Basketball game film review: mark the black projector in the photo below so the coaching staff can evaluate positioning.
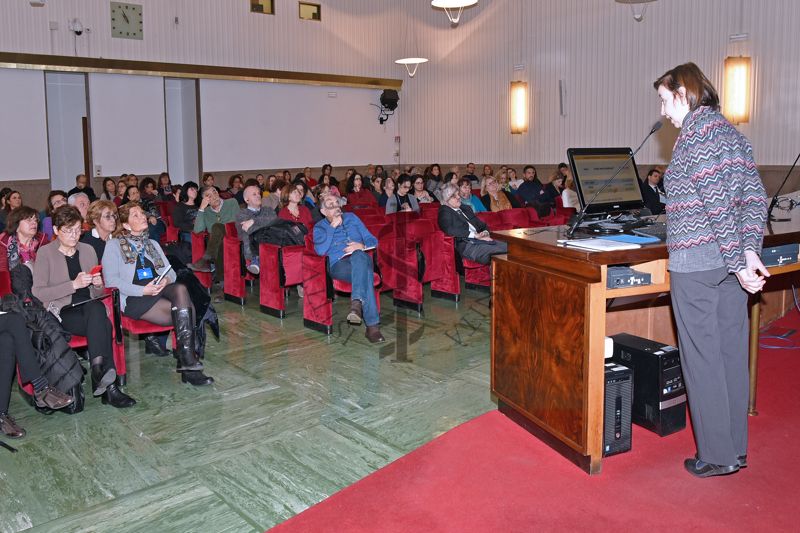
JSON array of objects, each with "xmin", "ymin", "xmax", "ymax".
[{"xmin": 610, "ymin": 333, "xmax": 686, "ymax": 437}]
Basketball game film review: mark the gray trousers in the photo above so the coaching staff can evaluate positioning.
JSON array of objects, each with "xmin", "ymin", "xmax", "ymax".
[
  {"xmin": 457, "ymin": 238, "xmax": 508, "ymax": 265},
  {"xmin": 670, "ymin": 267, "xmax": 749, "ymax": 466}
]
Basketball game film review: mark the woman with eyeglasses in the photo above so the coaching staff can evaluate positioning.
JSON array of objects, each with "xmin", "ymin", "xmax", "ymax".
[
  {"xmin": 385, "ymin": 175, "xmax": 420, "ymax": 215},
  {"xmin": 32, "ymin": 205, "xmax": 136, "ymax": 408},
  {"xmin": 80, "ymin": 200, "xmax": 118, "ymax": 262}
]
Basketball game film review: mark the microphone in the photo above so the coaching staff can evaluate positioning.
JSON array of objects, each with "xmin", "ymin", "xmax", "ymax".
[
  {"xmin": 565, "ymin": 120, "xmax": 663, "ymax": 238},
  {"xmin": 767, "ymin": 150, "xmax": 800, "ymax": 223}
]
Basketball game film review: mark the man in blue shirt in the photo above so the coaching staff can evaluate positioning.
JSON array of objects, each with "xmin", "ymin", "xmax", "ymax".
[{"xmin": 314, "ymin": 195, "xmax": 385, "ymax": 343}]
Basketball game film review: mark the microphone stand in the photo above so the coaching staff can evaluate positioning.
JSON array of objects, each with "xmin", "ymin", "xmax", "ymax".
[
  {"xmin": 767, "ymin": 150, "xmax": 800, "ymax": 223},
  {"xmin": 566, "ymin": 123, "xmax": 661, "ymax": 238}
]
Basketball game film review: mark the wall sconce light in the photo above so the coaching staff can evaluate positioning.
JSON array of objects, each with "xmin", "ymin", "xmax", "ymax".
[
  {"xmin": 510, "ymin": 81, "xmax": 528, "ymax": 134},
  {"xmin": 722, "ymin": 56, "xmax": 751, "ymax": 124}
]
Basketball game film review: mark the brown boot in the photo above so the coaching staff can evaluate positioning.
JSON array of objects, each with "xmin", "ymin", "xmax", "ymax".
[
  {"xmin": 347, "ymin": 299, "xmax": 363, "ymax": 325},
  {"xmin": 365, "ymin": 325, "xmax": 385, "ymax": 343},
  {"xmin": 34, "ymin": 386, "xmax": 74, "ymax": 410},
  {"xmin": 0, "ymin": 412, "xmax": 25, "ymax": 439}
]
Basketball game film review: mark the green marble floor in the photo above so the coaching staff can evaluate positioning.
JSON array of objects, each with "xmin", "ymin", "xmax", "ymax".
[{"xmin": 0, "ymin": 286, "xmax": 496, "ymax": 533}]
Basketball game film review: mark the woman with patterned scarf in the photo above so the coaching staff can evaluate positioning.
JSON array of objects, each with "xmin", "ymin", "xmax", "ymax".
[
  {"xmin": 0, "ymin": 206, "xmax": 47, "ymax": 272},
  {"xmin": 103, "ymin": 202, "xmax": 214, "ymax": 387}
]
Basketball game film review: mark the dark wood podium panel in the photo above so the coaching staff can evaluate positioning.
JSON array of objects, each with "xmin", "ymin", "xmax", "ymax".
[
  {"xmin": 493, "ymin": 259, "xmax": 588, "ymax": 449},
  {"xmin": 490, "ymin": 219, "xmax": 800, "ymax": 475}
]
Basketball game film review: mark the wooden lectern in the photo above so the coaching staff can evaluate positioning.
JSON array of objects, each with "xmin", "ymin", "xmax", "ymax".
[{"xmin": 490, "ymin": 220, "xmax": 800, "ymax": 475}]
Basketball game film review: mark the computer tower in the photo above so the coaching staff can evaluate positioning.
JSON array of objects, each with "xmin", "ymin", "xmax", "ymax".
[
  {"xmin": 610, "ymin": 333, "xmax": 686, "ymax": 437},
  {"xmin": 603, "ymin": 362, "xmax": 633, "ymax": 457}
]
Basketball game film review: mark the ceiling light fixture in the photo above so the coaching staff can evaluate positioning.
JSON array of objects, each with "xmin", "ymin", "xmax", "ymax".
[
  {"xmin": 431, "ymin": 0, "xmax": 478, "ymax": 25},
  {"xmin": 615, "ymin": 0, "xmax": 656, "ymax": 22},
  {"xmin": 394, "ymin": 57, "xmax": 429, "ymax": 78}
]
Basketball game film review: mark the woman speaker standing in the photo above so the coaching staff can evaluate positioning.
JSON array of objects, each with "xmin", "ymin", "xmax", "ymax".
[{"xmin": 654, "ymin": 63, "xmax": 768, "ymax": 478}]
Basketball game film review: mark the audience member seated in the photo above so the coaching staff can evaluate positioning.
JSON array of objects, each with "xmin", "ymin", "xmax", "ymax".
[
  {"xmin": 386, "ymin": 175, "xmax": 420, "ymax": 214},
  {"xmin": 516, "ymin": 165, "xmax": 549, "ymax": 207},
  {"xmin": 99, "ymin": 177, "xmax": 117, "ymax": 201},
  {"xmin": 67, "ymin": 192, "xmax": 91, "ymax": 231},
  {"xmin": 0, "ymin": 206, "xmax": 47, "ymax": 273},
  {"xmin": 80, "ymin": 200, "xmax": 118, "ymax": 261},
  {"xmin": 375, "ymin": 165, "xmax": 387, "ymax": 180},
  {"xmin": 481, "ymin": 176, "xmax": 520, "ymax": 212},
  {"xmin": 32, "ymin": 205, "xmax": 135, "ymax": 408},
  {"xmin": 103, "ymin": 203, "xmax": 214, "ymax": 386},
  {"xmin": 562, "ymin": 176, "xmax": 580, "ymax": 209},
  {"xmin": 370, "ymin": 175, "xmax": 384, "ymax": 203},
  {"xmin": 114, "ymin": 179, "xmax": 127, "ymax": 207},
  {"xmin": 318, "ymin": 164, "xmax": 339, "ymax": 189},
  {"xmin": 640, "ymin": 167, "xmax": 666, "ymax": 215},
  {"xmin": 172, "ymin": 181, "xmax": 199, "ymax": 242},
  {"xmin": 480, "ymin": 165, "xmax": 494, "ymax": 190},
  {"xmin": 236, "ymin": 184, "xmax": 278, "ymax": 275},
  {"xmin": 0, "ymin": 311, "xmax": 75, "ymax": 439},
  {"xmin": 157, "ymin": 172, "xmax": 174, "ymax": 201},
  {"xmin": 41, "ymin": 190, "xmax": 68, "ymax": 241},
  {"xmin": 346, "ymin": 173, "xmax": 377, "ymax": 207},
  {"xmin": 279, "ymin": 183, "xmax": 314, "ymax": 231},
  {"xmin": 125, "ymin": 174, "xmax": 139, "ymax": 187},
  {"xmin": 412, "ymin": 175, "xmax": 435, "ymax": 204},
  {"xmin": 254, "ymin": 173, "xmax": 266, "ymax": 192},
  {"xmin": 132, "ymin": 179, "xmax": 167, "ymax": 243},
  {"xmin": 0, "ymin": 190, "xmax": 23, "ymax": 231},
  {"xmin": 224, "ymin": 174, "xmax": 245, "ymax": 204},
  {"xmin": 301, "ymin": 167, "xmax": 317, "ymax": 187},
  {"xmin": 263, "ymin": 178, "xmax": 285, "ymax": 211},
  {"xmin": 507, "ymin": 167, "xmax": 523, "ymax": 192},
  {"xmin": 424, "ymin": 164, "xmax": 443, "ymax": 195},
  {"xmin": 457, "ymin": 178, "xmax": 486, "ymax": 213},
  {"xmin": 438, "ymin": 184, "xmax": 508, "ymax": 265},
  {"xmin": 313, "ymin": 195, "xmax": 384, "ymax": 343},
  {"xmin": 542, "ymin": 172, "xmax": 565, "ymax": 205},
  {"xmin": 202, "ymin": 173, "xmax": 221, "ymax": 193},
  {"xmin": 378, "ymin": 177, "xmax": 397, "ymax": 208},
  {"xmin": 188, "ymin": 186, "xmax": 239, "ymax": 274},
  {"xmin": 67, "ymin": 173, "xmax": 97, "ymax": 202},
  {"xmin": 463, "ymin": 162, "xmax": 479, "ymax": 185},
  {"xmin": 435, "ymin": 171, "xmax": 461, "ymax": 203}
]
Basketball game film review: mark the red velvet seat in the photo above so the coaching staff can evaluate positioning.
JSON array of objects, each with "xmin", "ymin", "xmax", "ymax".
[
  {"xmin": 222, "ymin": 222, "xmax": 248, "ymax": 305},
  {"xmin": 258, "ymin": 242, "xmax": 305, "ymax": 318},
  {"xmin": 499, "ymin": 208, "xmax": 532, "ymax": 229},
  {"xmin": 191, "ymin": 231, "xmax": 213, "ymax": 290},
  {"xmin": 302, "ymin": 249, "xmax": 381, "ymax": 335}
]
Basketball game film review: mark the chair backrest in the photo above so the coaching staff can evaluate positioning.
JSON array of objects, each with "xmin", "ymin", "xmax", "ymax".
[
  {"xmin": 499, "ymin": 208, "xmax": 530, "ymax": 229},
  {"xmin": 402, "ymin": 219, "xmax": 435, "ymax": 243},
  {"xmin": 0, "ymin": 269, "xmax": 10, "ymax": 297},
  {"xmin": 476, "ymin": 211, "xmax": 503, "ymax": 230},
  {"xmin": 224, "ymin": 222, "xmax": 238, "ymax": 238},
  {"xmin": 555, "ymin": 195, "xmax": 564, "ymax": 209}
]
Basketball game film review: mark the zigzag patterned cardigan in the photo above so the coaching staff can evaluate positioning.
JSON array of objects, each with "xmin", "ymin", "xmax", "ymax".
[{"xmin": 663, "ymin": 106, "xmax": 767, "ymax": 273}]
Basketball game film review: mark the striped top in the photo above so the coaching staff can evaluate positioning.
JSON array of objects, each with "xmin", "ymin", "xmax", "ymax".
[{"xmin": 663, "ymin": 106, "xmax": 767, "ymax": 273}]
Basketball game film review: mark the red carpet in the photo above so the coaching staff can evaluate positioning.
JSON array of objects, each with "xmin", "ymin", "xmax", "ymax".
[{"xmin": 271, "ymin": 310, "xmax": 800, "ymax": 533}]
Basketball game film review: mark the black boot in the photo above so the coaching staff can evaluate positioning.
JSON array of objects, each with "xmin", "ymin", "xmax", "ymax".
[
  {"xmin": 172, "ymin": 307, "xmax": 204, "ymax": 372},
  {"xmin": 181, "ymin": 370, "xmax": 215, "ymax": 386},
  {"xmin": 91, "ymin": 364, "xmax": 117, "ymax": 397},
  {"xmin": 144, "ymin": 334, "xmax": 170, "ymax": 357},
  {"xmin": 101, "ymin": 384, "xmax": 137, "ymax": 408}
]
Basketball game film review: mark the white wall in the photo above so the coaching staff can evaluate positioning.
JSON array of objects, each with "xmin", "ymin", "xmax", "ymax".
[
  {"xmin": 45, "ymin": 72, "xmax": 87, "ymax": 191},
  {"xmin": 0, "ymin": 69, "xmax": 49, "ymax": 182},
  {"xmin": 398, "ymin": 0, "xmax": 800, "ymax": 166},
  {"xmin": 88, "ymin": 73, "xmax": 167, "ymax": 176},
  {"xmin": 165, "ymin": 78, "xmax": 199, "ymax": 183},
  {"xmin": 199, "ymin": 79, "xmax": 398, "ymax": 171}
]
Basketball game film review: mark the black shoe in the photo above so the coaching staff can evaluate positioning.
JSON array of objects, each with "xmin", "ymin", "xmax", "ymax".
[
  {"xmin": 144, "ymin": 335, "xmax": 170, "ymax": 357},
  {"xmin": 683, "ymin": 457, "xmax": 739, "ymax": 478},
  {"xmin": 181, "ymin": 370, "xmax": 215, "ymax": 386},
  {"xmin": 101, "ymin": 384, "xmax": 137, "ymax": 408},
  {"xmin": 91, "ymin": 365, "xmax": 117, "ymax": 397},
  {"xmin": 347, "ymin": 299, "xmax": 363, "ymax": 325}
]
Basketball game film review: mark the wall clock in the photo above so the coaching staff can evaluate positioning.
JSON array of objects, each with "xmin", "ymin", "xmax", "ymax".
[{"xmin": 111, "ymin": 2, "xmax": 143, "ymax": 40}]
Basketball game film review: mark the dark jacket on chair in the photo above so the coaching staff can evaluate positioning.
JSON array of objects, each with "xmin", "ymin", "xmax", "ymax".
[{"xmin": 640, "ymin": 182, "xmax": 666, "ymax": 215}]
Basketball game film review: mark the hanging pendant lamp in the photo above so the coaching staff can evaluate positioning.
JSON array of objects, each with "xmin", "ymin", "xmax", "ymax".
[{"xmin": 431, "ymin": 0, "xmax": 478, "ymax": 25}]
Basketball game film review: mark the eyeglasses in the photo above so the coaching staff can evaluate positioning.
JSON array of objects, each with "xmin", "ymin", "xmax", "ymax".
[{"xmin": 59, "ymin": 227, "xmax": 82, "ymax": 236}]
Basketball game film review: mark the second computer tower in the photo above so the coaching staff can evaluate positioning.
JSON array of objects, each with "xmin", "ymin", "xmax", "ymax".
[{"xmin": 610, "ymin": 333, "xmax": 686, "ymax": 437}]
